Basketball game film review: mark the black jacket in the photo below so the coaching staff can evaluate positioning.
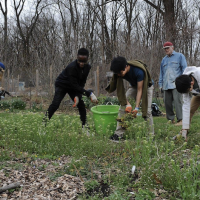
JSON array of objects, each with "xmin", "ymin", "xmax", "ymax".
[{"xmin": 55, "ymin": 60, "xmax": 91, "ymax": 96}]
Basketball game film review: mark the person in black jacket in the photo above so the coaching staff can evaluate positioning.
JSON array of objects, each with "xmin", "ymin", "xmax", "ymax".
[
  {"xmin": 45, "ymin": 48, "xmax": 97, "ymax": 127},
  {"xmin": 0, "ymin": 89, "xmax": 12, "ymax": 100}
]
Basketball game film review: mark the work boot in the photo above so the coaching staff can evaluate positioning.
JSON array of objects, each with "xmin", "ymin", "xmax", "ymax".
[{"xmin": 175, "ymin": 120, "xmax": 182, "ymax": 126}]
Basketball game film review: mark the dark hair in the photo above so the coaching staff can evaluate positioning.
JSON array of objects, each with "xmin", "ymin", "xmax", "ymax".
[
  {"xmin": 78, "ymin": 48, "xmax": 89, "ymax": 56},
  {"xmin": 110, "ymin": 56, "xmax": 127, "ymax": 74},
  {"xmin": 175, "ymin": 75, "xmax": 192, "ymax": 93}
]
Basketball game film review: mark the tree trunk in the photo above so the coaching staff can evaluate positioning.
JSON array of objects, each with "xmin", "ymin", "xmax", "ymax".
[
  {"xmin": 0, "ymin": 0, "xmax": 8, "ymax": 62},
  {"xmin": 143, "ymin": 0, "xmax": 176, "ymax": 43}
]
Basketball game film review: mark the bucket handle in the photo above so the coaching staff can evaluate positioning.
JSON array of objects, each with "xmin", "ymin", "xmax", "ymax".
[{"xmin": 106, "ymin": 102, "xmax": 113, "ymax": 105}]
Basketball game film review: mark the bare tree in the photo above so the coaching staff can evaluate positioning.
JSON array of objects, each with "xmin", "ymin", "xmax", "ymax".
[
  {"xmin": 0, "ymin": 0, "xmax": 8, "ymax": 61},
  {"xmin": 142, "ymin": 0, "xmax": 177, "ymax": 43}
]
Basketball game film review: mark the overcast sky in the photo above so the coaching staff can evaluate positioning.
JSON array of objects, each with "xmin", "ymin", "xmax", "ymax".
[{"xmin": 1, "ymin": 0, "xmax": 200, "ymax": 27}]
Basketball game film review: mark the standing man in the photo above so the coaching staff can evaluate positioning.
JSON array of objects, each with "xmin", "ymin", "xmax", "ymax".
[
  {"xmin": 159, "ymin": 42, "xmax": 187, "ymax": 125},
  {"xmin": 45, "ymin": 48, "xmax": 98, "ymax": 129},
  {"xmin": 106, "ymin": 56, "xmax": 154, "ymax": 140},
  {"xmin": 173, "ymin": 66, "xmax": 200, "ymax": 140}
]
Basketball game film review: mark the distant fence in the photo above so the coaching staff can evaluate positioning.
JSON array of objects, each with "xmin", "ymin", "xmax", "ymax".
[{"xmin": 0, "ymin": 67, "xmax": 161, "ymax": 99}]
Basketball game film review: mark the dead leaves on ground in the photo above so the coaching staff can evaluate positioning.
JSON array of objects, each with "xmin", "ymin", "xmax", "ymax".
[{"xmin": 0, "ymin": 156, "xmax": 84, "ymax": 200}]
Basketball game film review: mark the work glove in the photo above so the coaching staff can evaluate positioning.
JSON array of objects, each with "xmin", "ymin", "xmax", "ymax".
[
  {"xmin": 172, "ymin": 129, "xmax": 188, "ymax": 141},
  {"xmin": 132, "ymin": 107, "xmax": 139, "ymax": 117},
  {"xmin": 90, "ymin": 92, "xmax": 98, "ymax": 103},
  {"xmin": 159, "ymin": 87, "xmax": 163, "ymax": 93},
  {"xmin": 72, "ymin": 96, "xmax": 79, "ymax": 108},
  {"xmin": 125, "ymin": 105, "xmax": 132, "ymax": 113}
]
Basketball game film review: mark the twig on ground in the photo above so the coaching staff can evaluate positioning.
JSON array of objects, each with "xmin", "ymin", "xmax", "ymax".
[{"xmin": 0, "ymin": 182, "xmax": 21, "ymax": 193}]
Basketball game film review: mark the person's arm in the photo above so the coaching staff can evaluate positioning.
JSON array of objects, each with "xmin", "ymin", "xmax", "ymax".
[
  {"xmin": 5, "ymin": 90, "xmax": 12, "ymax": 96},
  {"xmin": 131, "ymin": 81, "xmax": 143, "ymax": 117},
  {"xmin": 158, "ymin": 61, "xmax": 163, "ymax": 88},
  {"xmin": 180, "ymin": 54, "xmax": 187, "ymax": 74},
  {"xmin": 135, "ymin": 80, "xmax": 143, "ymax": 108},
  {"xmin": 69, "ymin": 67, "xmax": 91, "ymax": 97}
]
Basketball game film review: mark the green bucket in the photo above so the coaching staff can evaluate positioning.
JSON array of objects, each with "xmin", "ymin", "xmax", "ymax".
[{"xmin": 91, "ymin": 105, "xmax": 119, "ymax": 135}]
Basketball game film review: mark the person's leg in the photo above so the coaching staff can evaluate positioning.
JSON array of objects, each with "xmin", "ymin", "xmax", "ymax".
[
  {"xmin": 114, "ymin": 105, "xmax": 126, "ymax": 138},
  {"xmin": 147, "ymin": 85, "xmax": 154, "ymax": 134},
  {"xmin": 113, "ymin": 87, "xmax": 137, "ymax": 138},
  {"xmin": 68, "ymin": 93, "xmax": 86, "ymax": 126},
  {"xmin": 126, "ymin": 86, "xmax": 137, "ymax": 100},
  {"xmin": 190, "ymin": 96, "xmax": 200, "ymax": 122},
  {"xmin": 46, "ymin": 86, "xmax": 67, "ymax": 119},
  {"xmin": 164, "ymin": 89, "xmax": 175, "ymax": 121},
  {"xmin": 172, "ymin": 89, "xmax": 183, "ymax": 122}
]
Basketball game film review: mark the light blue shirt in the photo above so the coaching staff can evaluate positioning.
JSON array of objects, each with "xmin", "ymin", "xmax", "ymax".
[{"xmin": 159, "ymin": 50, "xmax": 187, "ymax": 90}]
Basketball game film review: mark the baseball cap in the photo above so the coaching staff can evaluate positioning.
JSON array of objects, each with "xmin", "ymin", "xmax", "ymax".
[{"xmin": 163, "ymin": 42, "xmax": 173, "ymax": 49}]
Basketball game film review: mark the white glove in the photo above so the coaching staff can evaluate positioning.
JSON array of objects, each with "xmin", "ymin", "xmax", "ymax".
[{"xmin": 90, "ymin": 93, "xmax": 98, "ymax": 103}]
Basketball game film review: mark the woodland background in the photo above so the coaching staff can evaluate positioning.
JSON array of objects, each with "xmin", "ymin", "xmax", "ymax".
[{"xmin": 0, "ymin": 0, "xmax": 200, "ymax": 95}]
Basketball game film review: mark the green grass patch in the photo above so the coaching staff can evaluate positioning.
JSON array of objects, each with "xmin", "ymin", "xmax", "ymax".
[{"xmin": 0, "ymin": 110, "xmax": 200, "ymax": 199}]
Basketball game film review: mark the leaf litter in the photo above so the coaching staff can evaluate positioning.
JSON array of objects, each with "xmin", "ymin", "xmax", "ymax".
[{"xmin": 0, "ymin": 155, "xmax": 84, "ymax": 200}]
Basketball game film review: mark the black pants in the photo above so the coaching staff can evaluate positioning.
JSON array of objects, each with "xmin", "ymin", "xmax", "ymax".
[{"xmin": 46, "ymin": 86, "xmax": 86, "ymax": 126}]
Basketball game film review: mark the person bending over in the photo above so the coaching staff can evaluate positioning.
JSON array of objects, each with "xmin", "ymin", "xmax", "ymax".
[
  {"xmin": 106, "ymin": 56, "xmax": 154, "ymax": 140},
  {"xmin": 174, "ymin": 66, "xmax": 200, "ymax": 140},
  {"xmin": 45, "ymin": 48, "xmax": 97, "ymax": 129}
]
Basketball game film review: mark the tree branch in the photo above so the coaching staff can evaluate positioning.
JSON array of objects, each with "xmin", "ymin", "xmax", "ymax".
[
  {"xmin": 0, "ymin": 182, "xmax": 21, "ymax": 193},
  {"xmin": 143, "ymin": 0, "xmax": 164, "ymax": 15}
]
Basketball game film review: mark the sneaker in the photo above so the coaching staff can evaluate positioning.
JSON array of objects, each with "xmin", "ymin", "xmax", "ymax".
[
  {"xmin": 175, "ymin": 120, "xmax": 182, "ymax": 126},
  {"xmin": 172, "ymin": 130, "xmax": 188, "ymax": 141},
  {"xmin": 172, "ymin": 133, "xmax": 182, "ymax": 140},
  {"xmin": 82, "ymin": 125, "xmax": 90, "ymax": 136},
  {"xmin": 181, "ymin": 129, "xmax": 188, "ymax": 140},
  {"xmin": 167, "ymin": 120, "xmax": 175, "ymax": 124},
  {"xmin": 171, "ymin": 120, "xmax": 176, "ymax": 124},
  {"xmin": 42, "ymin": 116, "xmax": 48, "ymax": 127},
  {"xmin": 110, "ymin": 134, "xmax": 120, "ymax": 141}
]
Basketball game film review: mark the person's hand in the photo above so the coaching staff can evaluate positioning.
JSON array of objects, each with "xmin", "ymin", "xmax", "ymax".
[
  {"xmin": 73, "ymin": 96, "xmax": 79, "ymax": 107},
  {"xmin": 125, "ymin": 105, "xmax": 132, "ymax": 113},
  {"xmin": 159, "ymin": 87, "xmax": 163, "ymax": 93},
  {"xmin": 132, "ymin": 107, "xmax": 139, "ymax": 117},
  {"xmin": 90, "ymin": 93, "xmax": 98, "ymax": 103}
]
